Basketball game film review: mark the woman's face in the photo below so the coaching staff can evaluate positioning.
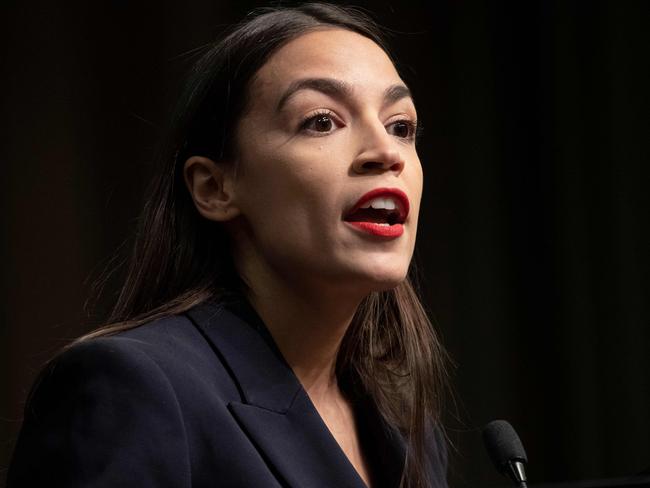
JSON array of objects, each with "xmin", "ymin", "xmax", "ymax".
[{"xmin": 230, "ymin": 28, "xmax": 423, "ymax": 297}]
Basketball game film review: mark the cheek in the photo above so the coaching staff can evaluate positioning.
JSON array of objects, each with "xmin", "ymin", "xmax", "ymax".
[{"xmin": 236, "ymin": 143, "xmax": 343, "ymax": 234}]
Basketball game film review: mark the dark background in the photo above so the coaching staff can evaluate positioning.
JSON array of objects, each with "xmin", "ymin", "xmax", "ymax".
[{"xmin": 1, "ymin": 1, "xmax": 648, "ymax": 487}]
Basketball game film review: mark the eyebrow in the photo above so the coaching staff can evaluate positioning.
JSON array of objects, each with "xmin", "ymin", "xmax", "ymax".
[{"xmin": 275, "ymin": 77, "xmax": 414, "ymax": 112}]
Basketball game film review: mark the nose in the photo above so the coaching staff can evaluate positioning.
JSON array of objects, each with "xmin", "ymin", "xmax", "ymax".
[{"xmin": 351, "ymin": 121, "xmax": 405, "ymax": 175}]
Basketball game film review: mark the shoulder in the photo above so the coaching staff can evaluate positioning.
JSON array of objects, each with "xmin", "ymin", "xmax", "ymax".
[
  {"xmin": 21, "ymin": 307, "xmax": 245, "ymax": 431},
  {"xmin": 23, "ymin": 325, "xmax": 187, "ymax": 430},
  {"xmin": 8, "ymin": 309, "xmax": 243, "ymax": 486},
  {"xmin": 45, "ymin": 309, "xmax": 240, "ymax": 402},
  {"xmin": 35, "ymin": 314, "xmax": 202, "ymax": 395},
  {"xmin": 8, "ymin": 318, "xmax": 198, "ymax": 486}
]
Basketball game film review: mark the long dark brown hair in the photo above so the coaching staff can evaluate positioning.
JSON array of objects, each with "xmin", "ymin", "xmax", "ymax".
[{"xmin": 75, "ymin": 4, "xmax": 450, "ymax": 487}]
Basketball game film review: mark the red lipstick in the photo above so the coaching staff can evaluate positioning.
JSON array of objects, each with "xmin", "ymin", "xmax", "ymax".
[
  {"xmin": 345, "ymin": 221, "xmax": 404, "ymax": 237},
  {"xmin": 344, "ymin": 187, "xmax": 410, "ymax": 238}
]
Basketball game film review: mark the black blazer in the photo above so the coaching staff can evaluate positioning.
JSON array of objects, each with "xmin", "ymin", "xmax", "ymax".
[{"xmin": 8, "ymin": 298, "xmax": 448, "ymax": 487}]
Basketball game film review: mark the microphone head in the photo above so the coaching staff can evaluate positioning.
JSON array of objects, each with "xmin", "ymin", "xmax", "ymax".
[{"xmin": 482, "ymin": 419, "xmax": 528, "ymax": 474}]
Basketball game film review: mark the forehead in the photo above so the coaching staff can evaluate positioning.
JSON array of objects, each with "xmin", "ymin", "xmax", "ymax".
[{"xmin": 250, "ymin": 28, "xmax": 404, "ymax": 106}]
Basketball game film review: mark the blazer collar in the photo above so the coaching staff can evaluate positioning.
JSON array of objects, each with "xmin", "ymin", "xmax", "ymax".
[
  {"xmin": 185, "ymin": 297, "xmax": 406, "ymax": 488},
  {"xmin": 185, "ymin": 298, "xmax": 367, "ymax": 487},
  {"xmin": 185, "ymin": 296, "xmax": 300, "ymax": 413}
]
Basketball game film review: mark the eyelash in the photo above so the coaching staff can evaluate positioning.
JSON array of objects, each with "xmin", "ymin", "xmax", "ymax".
[
  {"xmin": 390, "ymin": 119, "xmax": 420, "ymax": 141},
  {"xmin": 299, "ymin": 110, "xmax": 341, "ymax": 135},
  {"xmin": 299, "ymin": 110, "xmax": 420, "ymax": 142}
]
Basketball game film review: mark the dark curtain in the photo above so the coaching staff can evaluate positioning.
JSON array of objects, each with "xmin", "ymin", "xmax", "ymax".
[{"xmin": 1, "ymin": 2, "xmax": 648, "ymax": 486}]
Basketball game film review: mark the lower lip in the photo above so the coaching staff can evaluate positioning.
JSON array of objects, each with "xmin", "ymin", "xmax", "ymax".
[{"xmin": 345, "ymin": 221, "xmax": 404, "ymax": 237}]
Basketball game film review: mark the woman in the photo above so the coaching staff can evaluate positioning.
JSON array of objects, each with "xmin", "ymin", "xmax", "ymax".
[{"xmin": 8, "ymin": 3, "xmax": 449, "ymax": 488}]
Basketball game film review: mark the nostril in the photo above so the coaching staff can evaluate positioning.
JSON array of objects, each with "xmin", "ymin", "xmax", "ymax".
[
  {"xmin": 362, "ymin": 161, "xmax": 385, "ymax": 170},
  {"xmin": 352, "ymin": 149, "xmax": 405, "ymax": 174}
]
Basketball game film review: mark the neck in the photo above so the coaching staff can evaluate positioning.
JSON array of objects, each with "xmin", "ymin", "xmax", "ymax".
[
  {"xmin": 230, "ymin": 225, "xmax": 370, "ymax": 402},
  {"xmin": 247, "ymin": 278, "xmax": 363, "ymax": 401},
  {"xmin": 235, "ymin": 262, "xmax": 364, "ymax": 400}
]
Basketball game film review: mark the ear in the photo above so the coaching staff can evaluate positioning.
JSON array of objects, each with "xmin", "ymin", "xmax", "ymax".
[{"xmin": 183, "ymin": 156, "xmax": 241, "ymax": 222}]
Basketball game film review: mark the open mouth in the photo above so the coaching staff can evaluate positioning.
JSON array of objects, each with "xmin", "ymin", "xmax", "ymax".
[
  {"xmin": 343, "ymin": 189, "xmax": 409, "ymax": 237},
  {"xmin": 344, "ymin": 207, "xmax": 402, "ymax": 226}
]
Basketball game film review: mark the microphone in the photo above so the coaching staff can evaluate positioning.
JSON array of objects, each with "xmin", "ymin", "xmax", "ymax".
[{"xmin": 483, "ymin": 420, "xmax": 529, "ymax": 488}]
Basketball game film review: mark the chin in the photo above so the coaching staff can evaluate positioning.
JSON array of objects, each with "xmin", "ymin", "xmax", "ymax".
[
  {"xmin": 313, "ymin": 253, "xmax": 411, "ymax": 296},
  {"xmin": 356, "ymin": 263, "xmax": 409, "ymax": 292}
]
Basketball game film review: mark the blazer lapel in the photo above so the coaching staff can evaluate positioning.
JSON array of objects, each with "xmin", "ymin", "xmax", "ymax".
[
  {"xmin": 186, "ymin": 299, "xmax": 369, "ymax": 488},
  {"xmin": 229, "ymin": 394, "xmax": 368, "ymax": 488}
]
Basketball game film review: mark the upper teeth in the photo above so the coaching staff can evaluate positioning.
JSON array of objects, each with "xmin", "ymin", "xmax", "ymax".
[{"xmin": 360, "ymin": 197, "xmax": 398, "ymax": 211}]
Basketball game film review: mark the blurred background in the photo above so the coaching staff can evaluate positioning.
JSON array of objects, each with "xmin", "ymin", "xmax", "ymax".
[{"xmin": 1, "ymin": 1, "xmax": 648, "ymax": 486}]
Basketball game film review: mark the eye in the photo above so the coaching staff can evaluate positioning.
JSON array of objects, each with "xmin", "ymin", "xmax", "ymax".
[
  {"xmin": 387, "ymin": 119, "xmax": 418, "ymax": 140},
  {"xmin": 300, "ymin": 110, "xmax": 342, "ymax": 135}
]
